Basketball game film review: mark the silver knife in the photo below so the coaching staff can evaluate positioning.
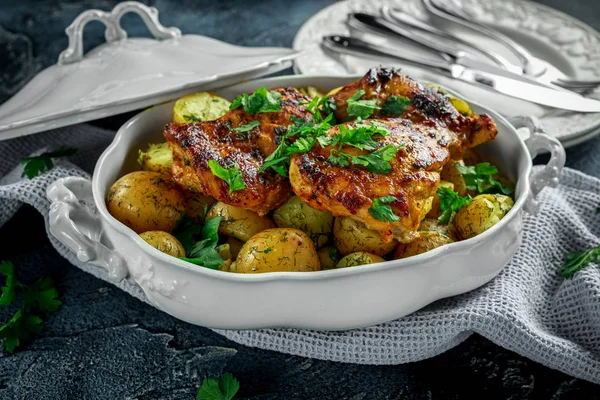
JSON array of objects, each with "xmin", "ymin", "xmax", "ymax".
[{"xmin": 321, "ymin": 35, "xmax": 600, "ymax": 113}]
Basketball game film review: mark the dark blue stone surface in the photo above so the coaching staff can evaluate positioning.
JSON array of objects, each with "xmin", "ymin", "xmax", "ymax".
[{"xmin": 0, "ymin": 0, "xmax": 599, "ymax": 398}]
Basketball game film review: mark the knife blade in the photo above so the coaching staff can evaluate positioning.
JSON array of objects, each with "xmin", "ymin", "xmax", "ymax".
[{"xmin": 322, "ymin": 35, "xmax": 600, "ymax": 113}]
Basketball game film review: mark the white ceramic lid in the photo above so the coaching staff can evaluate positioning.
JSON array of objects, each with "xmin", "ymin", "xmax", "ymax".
[{"xmin": 0, "ymin": 1, "xmax": 299, "ymax": 141}]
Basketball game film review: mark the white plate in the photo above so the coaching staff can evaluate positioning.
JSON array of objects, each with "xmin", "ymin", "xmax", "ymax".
[{"xmin": 292, "ymin": 0, "xmax": 600, "ymax": 147}]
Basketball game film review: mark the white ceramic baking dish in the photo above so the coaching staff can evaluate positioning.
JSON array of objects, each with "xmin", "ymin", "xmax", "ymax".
[{"xmin": 46, "ymin": 75, "xmax": 566, "ymax": 330}]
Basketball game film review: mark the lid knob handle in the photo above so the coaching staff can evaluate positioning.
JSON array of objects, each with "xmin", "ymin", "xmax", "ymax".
[{"xmin": 58, "ymin": 1, "xmax": 182, "ymax": 65}]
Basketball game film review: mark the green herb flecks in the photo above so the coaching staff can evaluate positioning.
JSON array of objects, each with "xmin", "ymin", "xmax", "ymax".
[
  {"xmin": 437, "ymin": 186, "xmax": 472, "ymax": 225},
  {"xmin": 183, "ymin": 115, "xmax": 202, "ymax": 123},
  {"xmin": 208, "ymin": 160, "xmax": 246, "ymax": 194},
  {"xmin": 197, "ymin": 372, "xmax": 240, "ymax": 400},
  {"xmin": 346, "ymin": 89, "xmax": 380, "ymax": 119},
  {"xmin": 229, "ymin": 87, "xmax": 282, "ymax": 114},
  {"xmin": 561, "ymin": 245, "xmax": 600, "ymax": 279},
  {"xmin": 21, "ymin": 147, "xmax": 77, "ymax": 179},
  {"xmin": 0, "ymin": 260, "xmax": 62, "ymax": 353},
  {"xmin": 455, "ymin": 162, "xmax": 513, "ymax": 195},
  {"xmin": 380, "ymin": 95, "xmax": 411, "ymax": 116},
  {"xmin": 233, "ymin": 120, "xmax": 260, "ymax": 133},
  {"xmin": 369, "ymin": 196, "xmax": 401, "ymax": 223}
]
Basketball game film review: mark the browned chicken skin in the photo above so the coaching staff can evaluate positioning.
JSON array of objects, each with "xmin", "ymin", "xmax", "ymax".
[
  {"xmin": 163, "ymin": 87, "xmax": 313, "ymax": 215},
  {"xmin": 330, "ymin": 68, "xmax": 497, "ymax": 154}
]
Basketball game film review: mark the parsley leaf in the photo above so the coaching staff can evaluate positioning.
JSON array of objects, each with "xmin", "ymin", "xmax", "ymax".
[
  {"xmin": 437, "ymin": 186, "xmax": 472, "ymax": 224},
  {"xmin": 369, "ymin": 196, "xmax": 400, "ymax": 222},
  {"xmin": 208, "ymin": 160, "xmax": 246, "ymax": 194},
  {"xmin": 21, "ymin": 146, "xmax": 77, "ymax": 179},
  {"xmin": 233, "ymin": 120, "xmax": 260, "ymax": 133},
  {"xmin": 172, "ymin": 214, "xmax": 205, "ymax": 254},
  {"xmin": 561, "ymin": 245, "xmax": 600, "ymax": 279},
  {"xmin": 197, "ymin": 372, "xmax": 240, "ymax": 400},
  {"xmin": 230, "ymin": 87, "xmax": 282, "ymax": 114},
  {"xmin": 346, "ymin": 89, "xmax": 380, "ymax": 119},
  {"xmin": 455, "ymin": 162, "xmax": 514, "ymax": 195},
  {"xmin": 329, "ymin": 247, "xmax": 340, "ymax": 263},
  {"xmin": 381, "ymin": 95, "xmax": 411, "ymax": 116},
  {"xmin": 0, "ymin": 260, "xmax": 62, "ymax": 353},
  {"xmin": 330, "ymin": 144, "xmax": 400, "ymax": 174},
  {"xmin": 179, "ymin": 216, "xmax": 224, "ymax": 270},
  {"xmin": 319, "ymin": 123, "xmax": 388, "ymax": 150}
]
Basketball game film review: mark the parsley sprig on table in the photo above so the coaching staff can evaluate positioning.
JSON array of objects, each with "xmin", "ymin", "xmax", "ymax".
[
  {"xmin": 173, "ymin": 215, "xmax": 224, "ymax": 270},
  {"xmin": 230, "ymin": 87, "xmax": 282, "ymax": 114},
  {"xmin": 561, "ymin": 245, "xmax": 600, "ymax": 279},
  {"xmin": 0, "ymin": 260, "xmax": 62, "ymax": 353},
  {"xmin": 21, "ymin": 146, "xmax": 77, "ymax": 179},
  {"xmin": 208, "ymin": 160, "xmax": 246, "ymax": 194},
  {"xmin": 455, "ymin": 162, "xmax": 513, "ymax": 195},
  {"xmin": 437, "ymin": 186, "xmax": 472, "ymax": 225},
  {"xmin": 369, "ymin": 196, "xmax": 400, "ymax": 223},
  {"xmin": 197, "ymin": 372, "xmax": 239, "ymax": 400}
]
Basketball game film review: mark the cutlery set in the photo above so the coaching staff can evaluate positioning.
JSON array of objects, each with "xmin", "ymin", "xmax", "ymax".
[{"xmin": 321, "ymin": 0, "xmax": 600, "ymax": 112}]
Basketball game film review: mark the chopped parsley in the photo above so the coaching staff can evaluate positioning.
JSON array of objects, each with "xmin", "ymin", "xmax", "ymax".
[
  {"xmin": 381, "ymin": 95, "xmax": 411, "ymax": 116},
  {"xmin": 21, "ymin": 146, "xmax": 77, "ymax": 179},
  {"xmin": 0, "ymin": 260, "xmax": 62, "ymax": 353},
  {"xmin": 346, "ymin": 89, "xmax": 380, "ymax": 119},
  {"xmin": 562, "ymin": 245, "xmax": 600, "ymax": 279},
  {"xmin": 369, "ymin": 196, "xmax": 400, "ymax": 223},
  {"xmin": 329, "ymin": 144, "xmax": 400, "ymax": 174},
  {"xmin": 437, "ymin": 186, "xmax": 472, "ymax": 225},
  {"xmin": 178, "ymin": 216, "xmax": 224, "ymax": 270},
  {"xmin": 233, "ymin": 120, "xmax": 260, "ymax": 132},
  {"xmin": 455, "ymin": 162, "xmax": 514, "ymax": 195},
  {"xmin": 229, "ymin": 87, "xmax": 282, "ymax": 114},
  {"xmin": 329, "ymin": 247, "xmax": 340, "ymax": 263},
  {"xmin": 197, "ymin": 372, "xmax": 239, "ymax": 400},
  {"xmin": 318, "ymin": 122, "xmax": 388, "ymax": 150},
  {"xmin": 208, "ymin": 160, "xmax": 246, "ymax": 194}
]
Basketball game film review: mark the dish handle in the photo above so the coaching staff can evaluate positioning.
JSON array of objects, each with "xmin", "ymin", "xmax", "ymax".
[
  {"xmin": 511, "ymin": 116, "xmax": 566, "ymax": 214},
  {"xmin": 47, "ymin": 177, "xmax": 128, "ymax": 282}
]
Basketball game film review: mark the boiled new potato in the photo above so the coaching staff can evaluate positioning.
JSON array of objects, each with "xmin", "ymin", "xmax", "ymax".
[
  {"xmin": 235, "ymin": 228, "xmax": 320, "ymax": 273},
  {"xmin": 418, "ymin": 218, "xmax": 450, "ymax": 236},
  {"xmin": 226, "ymin": 236, "xmax": 245, "ymax": 260},
  {"xmin": 216, "ymin": 243, "xmax": 232, "ymax": 261},
  {"xmin": 317, "ymin": 245, "xmax": 338, "ymax": 270},
  {"xmin": 449, "ymin": 96, "xmax": 472, "ymax": 116},
  {"xmin": 137, "ymin": 142, "xmax": 172, "ymax": 175},
  {"xmin": 427, "ymin": 180, "xmax": 454, "ymax": 219},
  {"xmin": 336, "ymin": 252, "xmax": 385, "ymax": 269},
  {"xmin": 206, "ymin": 202, "xmax": 276, "ymax": 242},
  {"xmin": 184, "ymin": 192, "xmax": 216, "ymax": 223},
  {"xmin": 139, "ymin": 231, "xmax": 185, "ymax": 257},
  {"xmin": 441, "ymin": 160, "xmax": 468, "ymax": 196},
  {"xmin": 393, "ymin": 231, "xmax": 453, "ymax": 259},
  {"xmin": 273, "ymin": 196, "xmax": 333, "ymax": 248},
  {"xmin": 333, "ymin": 217, "xmax": 397, "ymax": 256},
  {"xmin": 106, "ymin": 171, "xmax": 185, "ymax": 234},
  {"xmin": 173, "ymin": 92, "xmax": 231, "ymax": 123},
  {"xmin": 453, "ymin": 194, "xmax": 514, "ymax": 240}
]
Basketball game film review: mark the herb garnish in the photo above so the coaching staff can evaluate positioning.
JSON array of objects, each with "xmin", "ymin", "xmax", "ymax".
[
  {"xmin": 208, "ymin": 160, "xmax": 246, "ymax": 193},
  {"xmin": 329, "ymin": 144, "xmax": 400, "ymax": 174},
  {"xmin": 183, "ymin": 115, "xmax": 202, "ymax": 123},
  {"xmin": 455, "ymin": 162, "xmax": 513, "ymax": 195},
  {"xmin": 346, "ymin": 89, "xmax": 380, "ymax": 119},
  {"xmin": 233, "ymin": 120, "xmax": 260, "ymax": 133},
  {"xmin": 21, "ymin": 147, "xmax": 77, "ymax": 179},
  {"xmin": 230, "ymin": 87, "xmax": 282, "ymax": 114},
  {"xmin": 318, "ymin": 122, "xmax": 388, "ymax": 150},
  {"xmin": 197, "ymin": 372, "xmax": 239, "ymax": 400},
  {"xmin": 437, "ymin": 186, "xmax": 472, "ymax": 225},
  {"xmin": 561, "ymin": 245, "xmax": 600, "ymax": 279},
  {"xmin": 329, "ymin": 247, "xmax": 340, "ymax": 263},
  {"xmin": 0, "ymin": 260, "xmax": 62, "ymax": 353},
  {"xmin": 369, "ymin": 196, "xmax": 400, "ymax": 223},
  {"xmin": 178, "ymin": 216, "xmax": 225, "ymax": 269},
  {"xmin": 381, "ymin": 95, "xmax": 411, "ymax": 116}
]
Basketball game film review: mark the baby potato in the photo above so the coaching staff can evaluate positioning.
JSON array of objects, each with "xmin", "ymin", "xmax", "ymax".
[
  {"xmin": 393, "ymin": 231, "xmax": 453, "ymax": 259},
  {"xmin": 184, "ymin": 192, "xmax": 216, "ymax": 223},
  {"xmin": 441, "ymin": 160, "xmax": 468, "ymax": 196},
  {"xmin": 453, "ymin": 194, "xmax": 514, "ymax": 240},
  {"xmin": 427, "ymin": 180, "xmax": 454, "ymax": 219},
  {"xmin": 226, "ymin": 236, "xmax": 245, "ymax": 260},
  {"xmin": 106, "ymin": 171, "xmax": 185, "ymax": 234},
  {"xmin": 317, "ymin": 245, "xmax": 338, "ymax": 270},
  {"xmin": 206, "ymin": 202, "xmax": 276, "ymax": 242},
  {"xmin": 137, "ymin": 142, "xmax": 173, "ymax": 175},
  {"xmin": 333, "ymin": 217, "xmax": 397, "ymax": 257},
  {"xmin": 139, "ymin": 231, "xmax": 185, "ymax": 257},
  {"xmin": 449, "ymin": 96, "xmax": 472, "ymax": 116},
  {"xmin": 173, "ymin": 92, "xmax": 231, "ymax": 123},
  {"xmin": 418, "ymin": 218, "xmax": 450, "ymax": 236},
  {"xmin": 235, "ymin": 228, "xmax": 320, "ymax": 273},
  {"xmin": 336, "ymin": 252, "xmax": 385, "ymax": 269},
  {"xmin": 273, "ymin": 196, "xmax": 333, "ymax": 249}
]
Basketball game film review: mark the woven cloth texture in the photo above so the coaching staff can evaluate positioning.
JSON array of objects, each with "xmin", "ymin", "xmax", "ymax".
[{"xmin": 0, "ymin": 124, "xmax": 599, "ymax": 384}]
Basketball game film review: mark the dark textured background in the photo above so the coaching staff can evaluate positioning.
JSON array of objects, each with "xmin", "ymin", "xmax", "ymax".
[{"xmin": 1, "ymin": 0, "xmax": 600, "ymax": 399}]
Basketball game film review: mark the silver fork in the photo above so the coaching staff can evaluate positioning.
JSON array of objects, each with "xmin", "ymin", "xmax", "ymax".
[{"xmin": 423, "ymin": 0, "xmax": 600, "ymax": 92}]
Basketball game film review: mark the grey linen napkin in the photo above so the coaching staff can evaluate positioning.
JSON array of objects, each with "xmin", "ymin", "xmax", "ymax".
[{"xmin": 1, "ymin": 124, "xmax": 599, "ymax": 384}]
